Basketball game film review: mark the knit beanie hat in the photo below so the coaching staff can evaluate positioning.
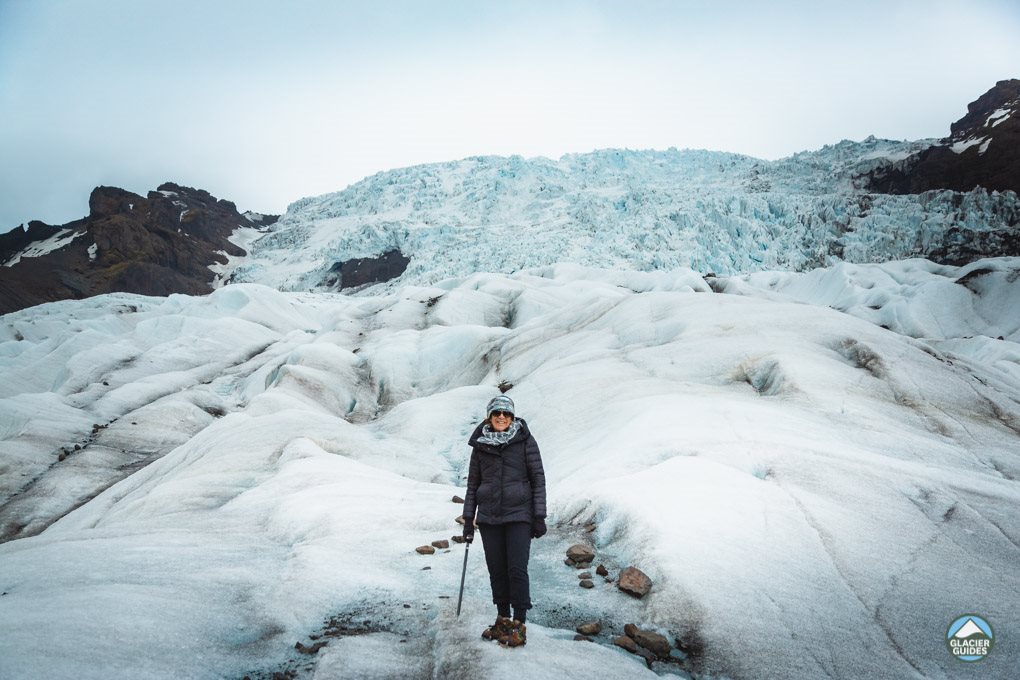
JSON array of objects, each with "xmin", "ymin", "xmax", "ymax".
[{"xmin": 486, "ymin": 395, "xmax": 515, "ymax": 417}]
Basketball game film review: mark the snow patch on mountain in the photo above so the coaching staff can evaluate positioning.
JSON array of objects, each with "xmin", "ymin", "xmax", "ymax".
[{"xmin": 3, "ymin": 229, "xmax": 87, "ymax": 267}]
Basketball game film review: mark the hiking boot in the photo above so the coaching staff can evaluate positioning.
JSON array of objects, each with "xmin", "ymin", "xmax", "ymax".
[
  {"xmin": 501, "ymin": 619, "xmax": 527, "ymax": 647},
  {"xmin": 482, "ymin": 616, "xmax": 514, "ymax": 643}
]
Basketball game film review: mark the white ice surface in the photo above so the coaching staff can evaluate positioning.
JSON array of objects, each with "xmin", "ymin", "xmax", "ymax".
[{"xmin": 1, "ymin": 263, "xmax": 1018, "ymax": 679}]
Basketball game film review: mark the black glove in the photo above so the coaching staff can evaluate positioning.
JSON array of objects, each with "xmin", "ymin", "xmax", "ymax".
[
  {"xmin": 462, "ymin": 519, "xmax": 475, "ymax": 544},
  {"xmin": 531, "ymin": 518, "xmax": 547, "ymax": 539}
]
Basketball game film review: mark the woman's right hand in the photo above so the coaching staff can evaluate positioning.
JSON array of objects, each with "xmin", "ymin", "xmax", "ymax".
[{"xmin": 462, "ymin": 519, "xmax": 474, "ymax": 544}]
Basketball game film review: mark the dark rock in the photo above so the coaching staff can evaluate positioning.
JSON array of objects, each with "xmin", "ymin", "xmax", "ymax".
[
  {"xmin": 452, "ymin": 495, "xmax": 464, "ymax": 504},
  {"xmin": 584, "ymin": 522, "xmax": 596, "ymax": 532},
  {"xmin": 624, "ymin": 623, "xmax": 639, "ymax": 638},
  {"xmin": 415, "ymin": 545, "xmax": 435, "ymax": 555},
  {"xmin": 866, "ymin": 80, "xmax": 1020, "ymax": 197},
  {"xmin": 596, "ymin": 564, "xmax": 609, "ymax": 577},
  {"xmin": 576, "ymin": 621, "xmax": 602, "ymax": 636},
  {"xmin": 577, "ymin": 572, "xmax": 592, "ymax": 579},
  {"xmin": 451, "ymin": 535, "xmax": 465, "ymax": 544},
  {"xmin": 421, "ymin": 566, "xmax": 431, "ymax": 571},
  {"xmin": 575, "ymin": 561, "xmax": 591, "ymax": 570},
  {"xmin": 574, "ymin": 634, "xmax": 593, "ymax": 642},
  {"xmin": 431, "ymin": 539, "xmax": 450, "ymax": 549},
  {"xmin": 579, "ymin": 579, "xmax": 594, "ymax": 589},
  {"xmin": 566, "ymin": 544, "xmax": 595, "ymax": 563},
  {"xmin": 455, "ymin": 516, "xmax": 465, "ymax": 525},
  {"xmin": 618, "ymin": 566, "xmax": 653, "ymax": 598},
  {"xmin": 0, "ymin": 182, "xmax": 279, "ymax": 314},
  {"xmin": 326, "ymin": 249, "xmax": 410, "ymax": 290},
  {"xmin": 295, "ymin": 640, "xmax": 327, "ymax": 655},
  {"xmin": 613, "ymin": 635, "xmax": 639, "ymax": 653},
  {"xmin": 633, "ymin": 629, "xmax": 672, "ymax": 658}
]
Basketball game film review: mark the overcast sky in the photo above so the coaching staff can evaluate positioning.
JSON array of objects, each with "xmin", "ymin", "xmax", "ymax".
[{"xmin": 1, "ymin": 0, "xmax": 1018, "ymax": 231}]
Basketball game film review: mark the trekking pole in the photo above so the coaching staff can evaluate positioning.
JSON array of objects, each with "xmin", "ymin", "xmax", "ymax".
[{"xmin": 456, "ymin": 541, "xmax": 470, "ymax": 616}]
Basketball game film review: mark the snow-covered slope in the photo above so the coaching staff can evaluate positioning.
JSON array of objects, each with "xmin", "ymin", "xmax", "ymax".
[
  {"xmin": 2, "ymin": 261, "xmax": 1018, "ymax": 679},
  {"xmin": 228, "ymin": 140, "xmax": 1019, "ymax": 292}
]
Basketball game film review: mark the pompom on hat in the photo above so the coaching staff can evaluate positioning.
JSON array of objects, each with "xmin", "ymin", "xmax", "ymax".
[{"xmin": 486, "ymin": 395, "xmax": 515, "ymax": 417}]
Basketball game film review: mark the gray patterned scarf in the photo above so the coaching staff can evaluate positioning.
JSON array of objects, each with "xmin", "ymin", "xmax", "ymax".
[{"xmin": 477, "ymin": 419, "xmax": 522, "ymax": 446}]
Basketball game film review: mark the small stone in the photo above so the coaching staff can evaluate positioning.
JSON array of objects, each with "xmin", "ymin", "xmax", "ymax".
[
  {"xmin": 421, "ymin": 566, "xmax": 431, "ymax": 571},
  {"xmin": 295, "ymin": 640, "xmax": 327, "ymax": 655},
  {"xmin": 596, "ymin": 564, "xmax": 609, "ymax": 577},
  {"xmin": 584, "ymin": 522, "xmax": 596, "ymax": 532},
  {"xmin": 455, "ymin": 516, "xmax": 465, "ymax": 525},
  {"xmin": 403, "ymin": 604, "xmax": 411, "ymax": 608},
  {"xmin": 452, "ymin": 495, "xmax": 465, "ymax": 504},
  {"xmin": 576, "ymin": 622, "xmax": 602, "ymax": 636},
  {"xmin": 564, "ymin": 558, "xmax": 575, "ymax": 566},
  {"xmin": 73, "ymin": 444, "xmax": 81, "ymax": 451},
  {"xmin": 575, "ymin": 561, "xmax": 592, "ymax": 570},
  {"xmin": 579, "ymin": 579, "xmax": 594, "ymax": 589},
  {"xmin": 415, "ymin": 545, "xmax": 436, "ymax": 555},
  {"xmin": 431, "ymin": 539, "xmax": 450, "ymax": 549},
  {"xmin": 577, "ymin": 572, "xmax": 592, "ymax": 579},
  {"xmin": 613, "ymin": 635, "xmax": 639, "ymax": 653},
  {"xmin": 574, "ymin": 634, "xmax": 593, "ymax": 641},
  {"xmin": 451, "ymin": 535, "xmax": 465, "ymax": 544},
  {"xmin": 566, "ymin": 543, "xmax": 595, "ymax": 563},
  {"xmin": 617, "ymin": 566, "xmax": 653, "ymax": 598},
  {"xmin": 624, "ymin": 623, "xmax": 639, "ymax": 638},
  {"xmin": 633, "ymin": 629, "xmax": 672, "ymax": 658}
]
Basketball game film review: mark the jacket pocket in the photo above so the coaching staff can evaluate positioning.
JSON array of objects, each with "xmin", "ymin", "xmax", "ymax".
[{"xmin": 506, "ymin": 480, "xmax": 531, "ymax": 508}]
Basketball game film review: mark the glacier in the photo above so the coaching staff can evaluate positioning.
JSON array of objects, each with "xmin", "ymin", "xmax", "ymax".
[
  {"xmin": 1, "ymin": 256, "xmax": 1018, "ymax": 679},
  {"xmin": 227, "ymin": 140, "xmax": 1019, "ymax": 293}
]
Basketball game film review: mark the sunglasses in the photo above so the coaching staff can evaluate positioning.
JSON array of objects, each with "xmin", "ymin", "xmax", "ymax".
[{"xmin": 490, "ymin": 411, "xmax": 514, "ymax": 419}]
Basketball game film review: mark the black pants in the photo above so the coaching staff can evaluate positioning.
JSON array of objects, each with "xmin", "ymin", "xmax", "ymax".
[{"xmin": 478, "ymin": 521, "xmax": 532, "ymax": 611}]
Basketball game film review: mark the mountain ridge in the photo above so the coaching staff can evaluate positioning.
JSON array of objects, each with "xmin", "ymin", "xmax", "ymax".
[{"xmin": 0, "ymin": 182, "xmax": 278, "ymax": 314}]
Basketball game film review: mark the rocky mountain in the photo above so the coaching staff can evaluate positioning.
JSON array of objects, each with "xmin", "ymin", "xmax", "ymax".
[
  {"xmin": 0, "ymin": 183, "xmax": 277, "ymax": 314},
  {"xmin": 867, "ymin": 79, "xmax": 1020, "ymax": 195}
]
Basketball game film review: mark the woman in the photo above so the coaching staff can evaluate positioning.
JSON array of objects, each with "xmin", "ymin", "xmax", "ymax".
[{"xmin": 462, "ymin": 394, "xmax": 547, "ymax": 647}]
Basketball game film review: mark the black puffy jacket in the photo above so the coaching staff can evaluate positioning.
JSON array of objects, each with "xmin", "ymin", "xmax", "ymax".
[{"xmin": 463, "ymin": 418, "xmax": 547, "ymax": 525}]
